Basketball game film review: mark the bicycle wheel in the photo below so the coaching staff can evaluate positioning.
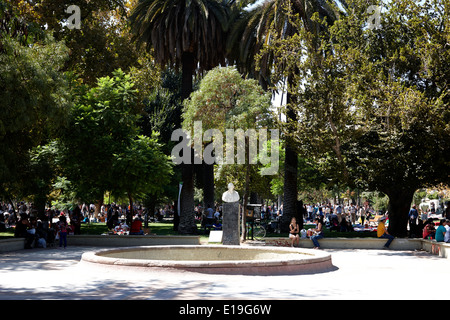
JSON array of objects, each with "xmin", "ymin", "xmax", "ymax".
[{"xmin": 253, "ymin": 225, "xmax": 266, "ymax": 240}]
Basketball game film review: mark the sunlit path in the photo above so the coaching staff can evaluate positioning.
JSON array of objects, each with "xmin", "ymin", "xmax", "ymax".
[{"xmin": 1, "ymin": 246, "xmax": 448, "ymax": 300}]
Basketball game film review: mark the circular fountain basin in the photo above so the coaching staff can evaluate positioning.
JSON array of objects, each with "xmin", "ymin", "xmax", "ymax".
[{"xmin": 81, "ymin": 245, "xmax": 334, "ymax": 275}]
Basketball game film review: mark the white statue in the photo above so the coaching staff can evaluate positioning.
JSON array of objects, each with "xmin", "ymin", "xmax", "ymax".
[{"xmin": 222, "ymin": 183, "xmax": 240, "ymax": 202}]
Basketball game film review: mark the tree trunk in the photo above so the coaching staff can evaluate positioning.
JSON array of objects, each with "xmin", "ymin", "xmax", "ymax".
[
  {"xmin": 178, "ymin": 161, "xmax": 197, "ymax": 234},
  {"xmin": 241, "ymin": 162, "xmax": 251, "ymax": 241},
  {"xmin": 33, "ymin": 194, "xmax": 47, "ymax": 220},
  {"xmin": 281, "ymin": 87, "xmax": 299, "ymax": 233},
  {"xmin": 281, "ymin": 142, "xmax": 299, "ymax": 232},
  {"xmin": 178, "ymin": 51, "xmax": 196, "ymax": 234},
  {"xmin": 181, "ymin": 51, "xmax": 194, "ymax": 101},
  {"xmin": 94, "ymin": 198, "xmax": 103, "ymax": 220},
  {"xmin": 385, "ymin": 188, "xmax": 415, "ymax": 238},
  {"xmin": 203, "ymin": 161, "xmax": 215, "ymax": 210}
]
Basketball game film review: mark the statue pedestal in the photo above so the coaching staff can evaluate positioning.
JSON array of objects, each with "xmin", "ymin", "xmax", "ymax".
[{"xmin": 222, "ymin": 202, "xmax": 240, "ymax": 245}]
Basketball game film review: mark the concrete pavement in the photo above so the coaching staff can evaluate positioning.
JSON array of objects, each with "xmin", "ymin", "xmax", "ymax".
[{"xmin": 0, "ymin": 245, "xmax": 449, "ymax": 300}]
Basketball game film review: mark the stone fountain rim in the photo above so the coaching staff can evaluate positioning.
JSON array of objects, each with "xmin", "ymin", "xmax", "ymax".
[{"xmin": 80, "ymin": 245, "xmax": 332, "ymax": 269}]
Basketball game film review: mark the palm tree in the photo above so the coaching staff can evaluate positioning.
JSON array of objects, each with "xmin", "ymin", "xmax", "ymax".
[
  {"xmin": 129, "ymin": 0, "xmax": 231, "ymax": 234},
  {"xmin": 227, "ymin": 0, "xmax": 346, "ymax": 232}
]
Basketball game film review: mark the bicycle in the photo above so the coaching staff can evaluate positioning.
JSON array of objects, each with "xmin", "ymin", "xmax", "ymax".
[{"xmin": 241, "ymin": 218, "xmax": 266, "ymax": 240}]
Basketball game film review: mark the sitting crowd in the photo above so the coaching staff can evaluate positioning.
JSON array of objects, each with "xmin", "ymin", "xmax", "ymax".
[
  {"xmin": 421, "ymin": 218, "xmax": 450, "ymax": 242},
  {"xmin": 12, "ymin": 211, "xmax": 73, "ymax": 249}
]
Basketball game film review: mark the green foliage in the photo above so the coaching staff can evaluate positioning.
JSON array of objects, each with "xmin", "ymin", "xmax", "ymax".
[
  {"xmin": 57, "ymin": 69, "xmax": 173, "ymax": 204},
  {"xmin": 111, "ymin": 133, "xmax": 173, "ymax": 199},
  {"xmin": 0, "ymin": 0, "xmax": 45, "ymax": 50},
  {"xmin": 183, "ymin": 66, "xmax": 273, "ymax": 131},
  {"xmin": 30, "ymin": 0, "xmax": 142, "ymax": 85},
  {"xmin": 0, "ymin": 33, "xmax": 70, "ymax": 200},
  {"xmin": 129, "ymin": 0, "xmax": 230, "ymax": 71},
  {"xmin": 263, "ymin": 0, "xmax": 449, "ymax": 235},
  {"xmin": 140, "ymin": 70, "xmax": 183, "ymax": 147},
  {"xmin": 228, "ymin": 0, "xmax": 346, "ymax": 89},
  {"xmin": 183, "ymin": 66, "xmax": 276, "ymax": 204},
  {"xmin": 264, "ymin": 141, "xmax": 327, "ymax": 199},
  {"xmin": 265, "ymin": 0, "xmax": 449, "ymax": 192}
]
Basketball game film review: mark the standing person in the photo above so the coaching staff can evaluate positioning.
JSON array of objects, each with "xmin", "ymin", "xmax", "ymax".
[
  {"xmin": 336, "ymin": 205, "xmax": 342, "ymax": 223},
  {"xmin": 377, "ymin": 216, "xmax": 394, "ymax": 249},
  {"xmin": 57, "ymin": 214, "xmax": 68, "ymax": 249},
  {"xmin": 289, "ymin": 217, "xmax": 300, "ymax": 247},
  {"xmin": 214, "ymin": 207, "xmax": 221, "ymax": 221},
  {"xmin": 205, "ymin": 204, "xmax": 215, "ymax": 224},
  {"xmin": 358, "ymin": 205, "xmax": 365, "ymax": 225},
  {"xmin": 310, "ymin": 217, "xmax": 324, "ymax": 249},
  {"xmin": 408, "ymin": 205, "xmax": 418, "ymax": 237},
  {"xmin": 325, "ymin": 205, "xmax": 331, "ymax": 222},
  {"xmin": 307, "ymin": 204, "xmax": 313, "ymax": 222},
  {"xmin": 350, "ymin": 204, "xmax": 357, "ymax": 225}
]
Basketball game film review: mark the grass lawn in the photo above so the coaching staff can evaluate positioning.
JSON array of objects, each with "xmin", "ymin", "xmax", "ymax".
[
  {"xmin": 0, "ymin": 221, "xmax": 377, "ymax": 240},
  {"xmin": 0, "ymin": 222, "xmax": 189, "ymax": 237}
]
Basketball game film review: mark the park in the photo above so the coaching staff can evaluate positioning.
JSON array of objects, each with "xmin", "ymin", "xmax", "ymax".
[{"xmin": 0, "ymin": 0, "xmax": 449, "ymax": 304}]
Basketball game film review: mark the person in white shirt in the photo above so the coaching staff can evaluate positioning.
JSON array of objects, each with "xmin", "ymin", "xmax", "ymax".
[
  {"xmin": 214, "ymin": 208, "xmax": 220, "ymax": 220},
  {"xmin": 444, "ymin": 219, "xmax": 450, "ymax": 243},
  {"xmin": 350, "ymin": 204, "xmax": 356, "ymax": 224}
]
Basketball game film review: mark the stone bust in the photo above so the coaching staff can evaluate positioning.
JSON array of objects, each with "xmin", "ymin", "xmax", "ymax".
[{"xmin": 222, "ymin": 183, "xmax": 240, "ymax": 203}]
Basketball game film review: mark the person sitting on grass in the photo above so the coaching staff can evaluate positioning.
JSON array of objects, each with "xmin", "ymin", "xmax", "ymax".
[{"xmin": 130, "ymin": 216, "xmax": 144, "ymax": 235}]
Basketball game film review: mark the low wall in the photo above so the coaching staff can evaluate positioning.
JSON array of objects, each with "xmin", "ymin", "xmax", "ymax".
[
  {"xmin": 421, "ymin": 239, "xmax": 450, "ymax": 259},
  {"xmin": 264, "ymin": 237, "xmax": 423, "ymax": 251},
  {"xmin": 67, "ymin": 234, "xmax": 201, "ymax": 247},
  {"xmin": 0, "ymin": 235, "xmax": 200, "ymax": 253},
  {"xmin": 0, "ymin": 238, "xmax": 26, "ymax": 253},
  {"xmin": 264, "ymin": 237, "xmax": 448, "ymax": 258},
  {"xmin": 2, "ymin": 235, "xmax": 449, "ymax": 259}
]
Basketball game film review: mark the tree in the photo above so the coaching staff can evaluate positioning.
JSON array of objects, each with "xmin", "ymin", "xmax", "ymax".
[
  {"xmin": 16, "ymin": 0, "xmax": 143, "ymax": 85},
  {"xmin": 0, "ymin": 5, "xmax": 70, "ymax": 205},
  {"xmin": 267, "ymin": 0, "xmax": 449, "ymax": 237},
  {"xmin": 183, "ymin": 66, "xmax": 273, "ymax": 239},
  {"xmin": 110, "ymin": 133, "xmax": 173, "ymax": 224},
  {"xmin": 228, "ymin": 0, "xmax": 346, "ymax": 232},
  {"xmin": 129, "ymin": 0, "xmax": 232, "ymax": 234},
  {"xmin": 56, "ymin": 69, "xmax": 173, "ymax": 221},
  {"xmin": 20, "ymin": 143, "xmax": 59, "ymax": 217},
  {"xmin": 138, "ymin": 69, "xmax": 184, "ymax": 229}
]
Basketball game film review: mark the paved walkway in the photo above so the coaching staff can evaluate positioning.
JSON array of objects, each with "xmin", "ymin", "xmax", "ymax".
[{"xmin": 0, "ymin": 245, "xmax": 449, "ymax": 300}]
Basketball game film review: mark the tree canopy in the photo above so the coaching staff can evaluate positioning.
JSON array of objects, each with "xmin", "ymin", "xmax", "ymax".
[
  {"xmin": 56, "ymin": 69, "xmax": 173, "ymax": 219},
  {"xmin": 263, "ymin": 0, "xmax": 450, "ymax": 236},
  {"xmin": 0, "ymin": 23, "xmax": 70, "ymax": 203}
]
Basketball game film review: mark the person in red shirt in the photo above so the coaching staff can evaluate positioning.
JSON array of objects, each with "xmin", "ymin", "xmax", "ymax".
[
  {"xmin": 130, "ymin": 216, "xmax": 144, "ymax": 235},
  {"xmin": 423, "ymin": 218, "xmax": 436, "ymax": 239}
]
